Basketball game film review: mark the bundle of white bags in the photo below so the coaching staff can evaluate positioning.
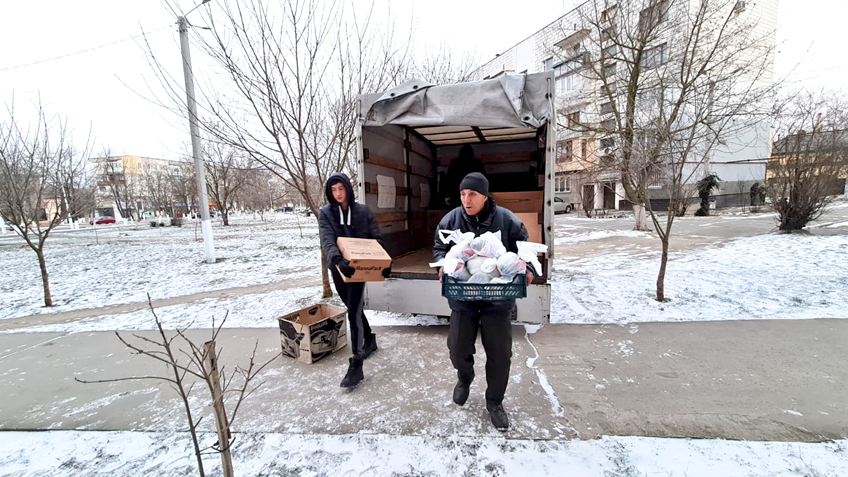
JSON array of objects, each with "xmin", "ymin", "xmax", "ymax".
[{"xmin": 430, "ymin": 229, "xmax": 548, "ymax": 285}]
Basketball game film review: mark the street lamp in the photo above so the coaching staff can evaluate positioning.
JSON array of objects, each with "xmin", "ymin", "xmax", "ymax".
[{"xmin": 178, "ymin": 1, "xmax": 215, "ymax": 263}]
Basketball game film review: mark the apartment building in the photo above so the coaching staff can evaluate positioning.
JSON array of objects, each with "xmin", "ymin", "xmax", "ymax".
[
  {"xmin": 476, "ymin": 0, "xmax": 777, "ymax": 212},
  {"xmin": 88, "ymin": 155, "xmax": 191, "ymax": 219}
]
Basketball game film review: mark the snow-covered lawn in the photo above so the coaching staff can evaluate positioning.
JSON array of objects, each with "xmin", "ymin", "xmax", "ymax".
[
  {"xmin": 3, "ymin": 209, "xmax": 848, "ymax": 332},
  {"xmin": 551, "ymin": 232, "xmax": 848, "ymax": 324},
  {"xmin": 0, "ymin": 431, "xmax": 845, "ymax": 477},
  {"xmin": 0, "ymin": 214, "xmax": 321, "ymax": 321},
  {"xmin": 2, "ymin": 209, "xmax": 847, "ymax": 476}
]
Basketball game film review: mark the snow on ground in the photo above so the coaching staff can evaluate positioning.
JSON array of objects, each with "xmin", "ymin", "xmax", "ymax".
[
  {"xmin": 0, "ymin": 430, "xmax": 845, "ymax": 477},
  {"xmin": 3, "ymin": 209, "xmax": 848, "ymax": 332},
  {"xmin": 551, "ymin": 232, "xmax": 848, "ymax": 324},
  {"xmin": 0, "ymin": 214, "xmax": 321, "ymax": 321}
]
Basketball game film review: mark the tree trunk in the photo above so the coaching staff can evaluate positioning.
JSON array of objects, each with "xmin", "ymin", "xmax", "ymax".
[
  {"xmin": 222, "ymin": 209, "xmax": 229, "ymax": 226},
  {"xmin": 656, "ymin": 237, "xmax": 669, "ymax": 302},
  {"xmin": 633, "ymin": 203, "xmax": 650, "ymax": 231},
  {"xmin": 36, "ymin": 248, "xmax": 53, "ymax": 307},
  {"xmin": 321, "ymin": 252, "xmax": 332, "ymax": 298}
]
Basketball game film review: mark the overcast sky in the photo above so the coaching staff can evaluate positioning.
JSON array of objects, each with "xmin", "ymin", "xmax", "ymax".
[{"xmin": 1, "ymin": 0, "xmax": 844, "ymax": 160}]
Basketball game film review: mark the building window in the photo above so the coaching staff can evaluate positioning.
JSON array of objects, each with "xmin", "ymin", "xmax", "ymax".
[
  {"xmin": 601, "ymin": 118, "xmax": 616, "ymax": 131},
  {"xmin": 557, "ymin": 141, "xmax": 573, "ymax": 163},
  {"xmin": 544, "ymin": 57, "xmax": 553, "ymax": 71},
  {"xmin": 555, "ymin": 174, "xmax": 572, "ymax": 193},
  {"xmin": 639, "ymin": 0, "xmax": 669, "ymax": 32},
  {"xmin": 603, "ymin": 44, "xmax": 618, "ymax": 59},
  {"xmin": 642, "ymin": 43, "xmax": 668, "ymax": 69},
  {"xmin": 601, "ymin": 102, "xmax": 614, "ymax": 114},
  {"xmin": 555, "ymin": 57, "xmax": 584, "ymax": 96},
  {"xmin": 581, "ymin": 139, "xmax": 588, "ymax": 161},
  {"xmin": 601, "ymin": 5, "xmax": 618, "ymax": 23},
  {"xmin": 599, "ymin": 83, "xmax": 617, "ymax": 97},
  {"xmin": 601, "ymin": 26, "xmax": 617, "ymax": 42},
  {"xmin": 603, "ymin": 62, "xmax": 617, "ymax": 78},
  {"xmin": 567, "ymin": 111, "xmax": 581, "ymax": 128}
]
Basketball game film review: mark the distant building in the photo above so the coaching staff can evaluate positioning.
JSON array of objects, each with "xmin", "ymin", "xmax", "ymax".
[{"xmin": 87, "ymin": 155, "xmax": 191, "ymax": 219}]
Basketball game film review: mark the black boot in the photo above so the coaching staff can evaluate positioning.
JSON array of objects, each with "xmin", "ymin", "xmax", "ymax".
[
  {"xmin": 453, "ymin": 380, "xmax": 471, "ymax": 406},
  {"xmin": 487, "ymin": 403, "xmax": 509, "ymax": 431},
  {"xmin": 362, "ymin": 333, "xmax": 378, "ymax": 359},
  {"xmin": 340, "ymin": 357, "xmax": 364, "ymax": 388}
]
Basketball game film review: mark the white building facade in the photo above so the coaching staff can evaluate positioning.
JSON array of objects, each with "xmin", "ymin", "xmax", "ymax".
[{"xmin": 475, "ymin": 0, "xmax": 777, "ymax": 212}]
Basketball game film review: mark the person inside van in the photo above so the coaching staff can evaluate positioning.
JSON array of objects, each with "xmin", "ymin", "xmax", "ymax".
[{"xmin": 443, "ymin": 144, "xmax": 485, "ymax": 208}]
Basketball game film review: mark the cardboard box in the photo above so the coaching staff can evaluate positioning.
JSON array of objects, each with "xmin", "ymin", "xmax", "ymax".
[
  {"xmin": 515, "ymin": 212, "xmax": 543, "ymax": 243},
  {"xmin": 491, "ymin": 191, "xmax": 544, "ymax": 214},
  {"xmin": 337, "ymin": 237, "xmax": 392, "ymax": 282},
  {"xmin": 278, "ymin": 304, "xmax": 347, "ymax": 364}
]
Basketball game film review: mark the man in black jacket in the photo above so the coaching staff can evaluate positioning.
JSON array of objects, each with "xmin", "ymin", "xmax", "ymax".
[
  {"xmin": 433, "ymin": 172, "xmax": 534, "ymax": 431},
  {"xmin": 319, "ymin": 172, "xmax": 388, "ymax": 388}
]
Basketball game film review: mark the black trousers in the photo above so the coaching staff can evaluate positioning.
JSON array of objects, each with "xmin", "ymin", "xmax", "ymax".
[
  {"xmin": 330, "ymin": 267, "xmax": 372, "ymax": 359},
  {"xmin": 447, "ymin": 307, "xmax": 513, "ymax": 406}
]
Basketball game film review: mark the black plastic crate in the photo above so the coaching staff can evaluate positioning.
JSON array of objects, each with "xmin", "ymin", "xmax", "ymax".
[{"xmin": 441, "ymin": 274, "xmax": 527, "ymax": 301}]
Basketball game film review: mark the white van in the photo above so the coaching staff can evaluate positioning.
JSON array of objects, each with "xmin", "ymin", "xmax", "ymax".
[{"xmin": 356, "ymin": 72, "xmax": 555, "ymax": 323}]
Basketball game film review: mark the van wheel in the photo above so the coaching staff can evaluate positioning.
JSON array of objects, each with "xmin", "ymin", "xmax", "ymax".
[{"xmin": 565, "ymin": 205, "xmax": 573, "ymax": 213}]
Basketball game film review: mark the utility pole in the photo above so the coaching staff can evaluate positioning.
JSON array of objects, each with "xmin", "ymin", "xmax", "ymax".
[{"xmin": 178, "ymin": 14, "xmax": 215, "ymax": 264}]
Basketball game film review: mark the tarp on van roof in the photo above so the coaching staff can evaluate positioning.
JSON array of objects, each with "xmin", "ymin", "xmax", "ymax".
[{"xmin": 359, "ymin": 71, "xmax": 554, "ymax": 130}]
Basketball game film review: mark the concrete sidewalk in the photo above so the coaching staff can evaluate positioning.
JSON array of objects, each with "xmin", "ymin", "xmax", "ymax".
[{"xmin": 0, "ymin": 320, "xmax": 845, "ymax": 441}]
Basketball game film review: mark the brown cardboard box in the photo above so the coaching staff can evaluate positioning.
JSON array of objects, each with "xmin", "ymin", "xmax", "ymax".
[
  {"xmin": 278, "ymin": 304, "xmax": 347, "ymax": 364},
  {"xmin": 337, "ymin": 237, "xmax": 393, "ymax": 282},
  {"xmin": 491, "ymin": 191, "xmax": 544, "ymax": 214},
  {"xmin": 515, "ymin": 212, "xmax": 543, "ymax": 243}
]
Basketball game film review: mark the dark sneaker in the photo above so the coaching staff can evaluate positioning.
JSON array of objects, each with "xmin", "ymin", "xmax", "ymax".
[
  {"xmin": 363, "ymin": 333, "xmax": 378, "ymax": 359},
  {"xmin": 487, "ymin": 404, "xmax": 509, "ymax": 431},
  {"xmin": 453, "ymin": 380, "xmax": 471, "ymax": 406},
  {"xmin": 340, "ymin": 357, "xmax": 364, "ymax": 388}
]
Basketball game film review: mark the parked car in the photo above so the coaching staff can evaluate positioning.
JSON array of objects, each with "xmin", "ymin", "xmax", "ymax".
[
  {"xmin": 90, "ymin": 216, "xmax": 116, "ymax": 225},
  {"xmin": 554, "ymin": 197, "xmax": 574, "ymax": 214}
]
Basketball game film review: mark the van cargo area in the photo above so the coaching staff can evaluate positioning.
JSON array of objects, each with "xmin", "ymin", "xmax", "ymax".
[{"xmin": 357, "ymin": 73, "xmax": 555, "ymax": 323}]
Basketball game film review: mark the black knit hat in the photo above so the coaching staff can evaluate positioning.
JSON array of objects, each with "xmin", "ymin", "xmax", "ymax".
[{"xmin": 459, "ymin": 172, "xmax": 489, "ymax": 196}]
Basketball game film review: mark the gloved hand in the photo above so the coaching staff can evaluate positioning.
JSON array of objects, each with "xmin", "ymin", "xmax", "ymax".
[
  {"xmin": 338, "ymin": 259, "xmax": 355, "ymax": 278},
  {"xmin": 382, "ymin": 266, "xmax": 392, "ymax": 278}
]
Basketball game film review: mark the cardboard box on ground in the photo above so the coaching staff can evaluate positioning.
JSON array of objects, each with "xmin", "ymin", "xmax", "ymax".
[
  {"xmin": 336, "ymin": 237, "xmax": 392, "ymax": 282},
  {"xmin": 278, "ymin": 304, "xmax": 347, "ymax": 364}
]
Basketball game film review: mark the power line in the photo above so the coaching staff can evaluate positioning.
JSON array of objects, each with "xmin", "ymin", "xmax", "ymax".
[{"xmin": 0, "ymin": 26, "xmax": 172, "ymax": 73}]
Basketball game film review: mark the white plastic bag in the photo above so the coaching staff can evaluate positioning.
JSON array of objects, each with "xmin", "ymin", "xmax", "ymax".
[
  {"xmin": 430, "ymin": 229, "xmax": 476, "ymax": 269},
  {"xmin": 516, "ymin": 241, "xmax": 549, "ymax": 276},
  {"xmin": 438, "ymin": 229, "xmax": 475, "ymax": 248},
  {"xmin": 470, "ymin": 231, "xmax": 506, "ymax": 258},
  {"xmin": 465, "ymin": 255, "xmax": 486, "ymax": 275},
  {"xmin": 467, "ymin": 272, "xmax": 492, "ymax": 284},
  {"xmin": 496, "ymin": 252, "xmax": 526, "ymax": 281},
  {"xmin": 480, "ymin": 257, "xmax": 500, "ymax": 276}
]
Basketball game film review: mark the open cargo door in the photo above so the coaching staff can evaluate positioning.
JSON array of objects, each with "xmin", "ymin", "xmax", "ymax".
[{"xmin": 356, "ymin": 72, "xmax": 555, "ymax": 323}]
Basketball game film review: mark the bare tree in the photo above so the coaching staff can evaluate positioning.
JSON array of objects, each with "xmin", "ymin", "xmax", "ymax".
[
  {"xmin": 141, "ymin": 162, "xmax": 174, "ymax": 219},
  {"xmin": 556, "ymin": 0, "xmax": 775, "ymax": 300},
  {"xmin": 0, "ymin": 99, "xmax": 92, "ymax": 306},
  {"xmin": 203, "ymin": 138, "xmax": 253, "ymax": 226},
  {"xmin": 769, "ymin": 89, "xmax": 848, "ymax": 231},
  {"xmin": 76, "ymin": 297, "xmax": 280, "ymax": 477},
  {"xmin": 170, "ymin": 159, "xmax": 198, "ymax": 218},
  {"xmin": 170, "ymin": 0, "xmax": 411, "ymax": 297}
]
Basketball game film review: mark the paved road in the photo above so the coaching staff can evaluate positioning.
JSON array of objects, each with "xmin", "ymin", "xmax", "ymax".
[{"xmin": 1, "ymin": 319, "xmax": 844, "ymax": 442}]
